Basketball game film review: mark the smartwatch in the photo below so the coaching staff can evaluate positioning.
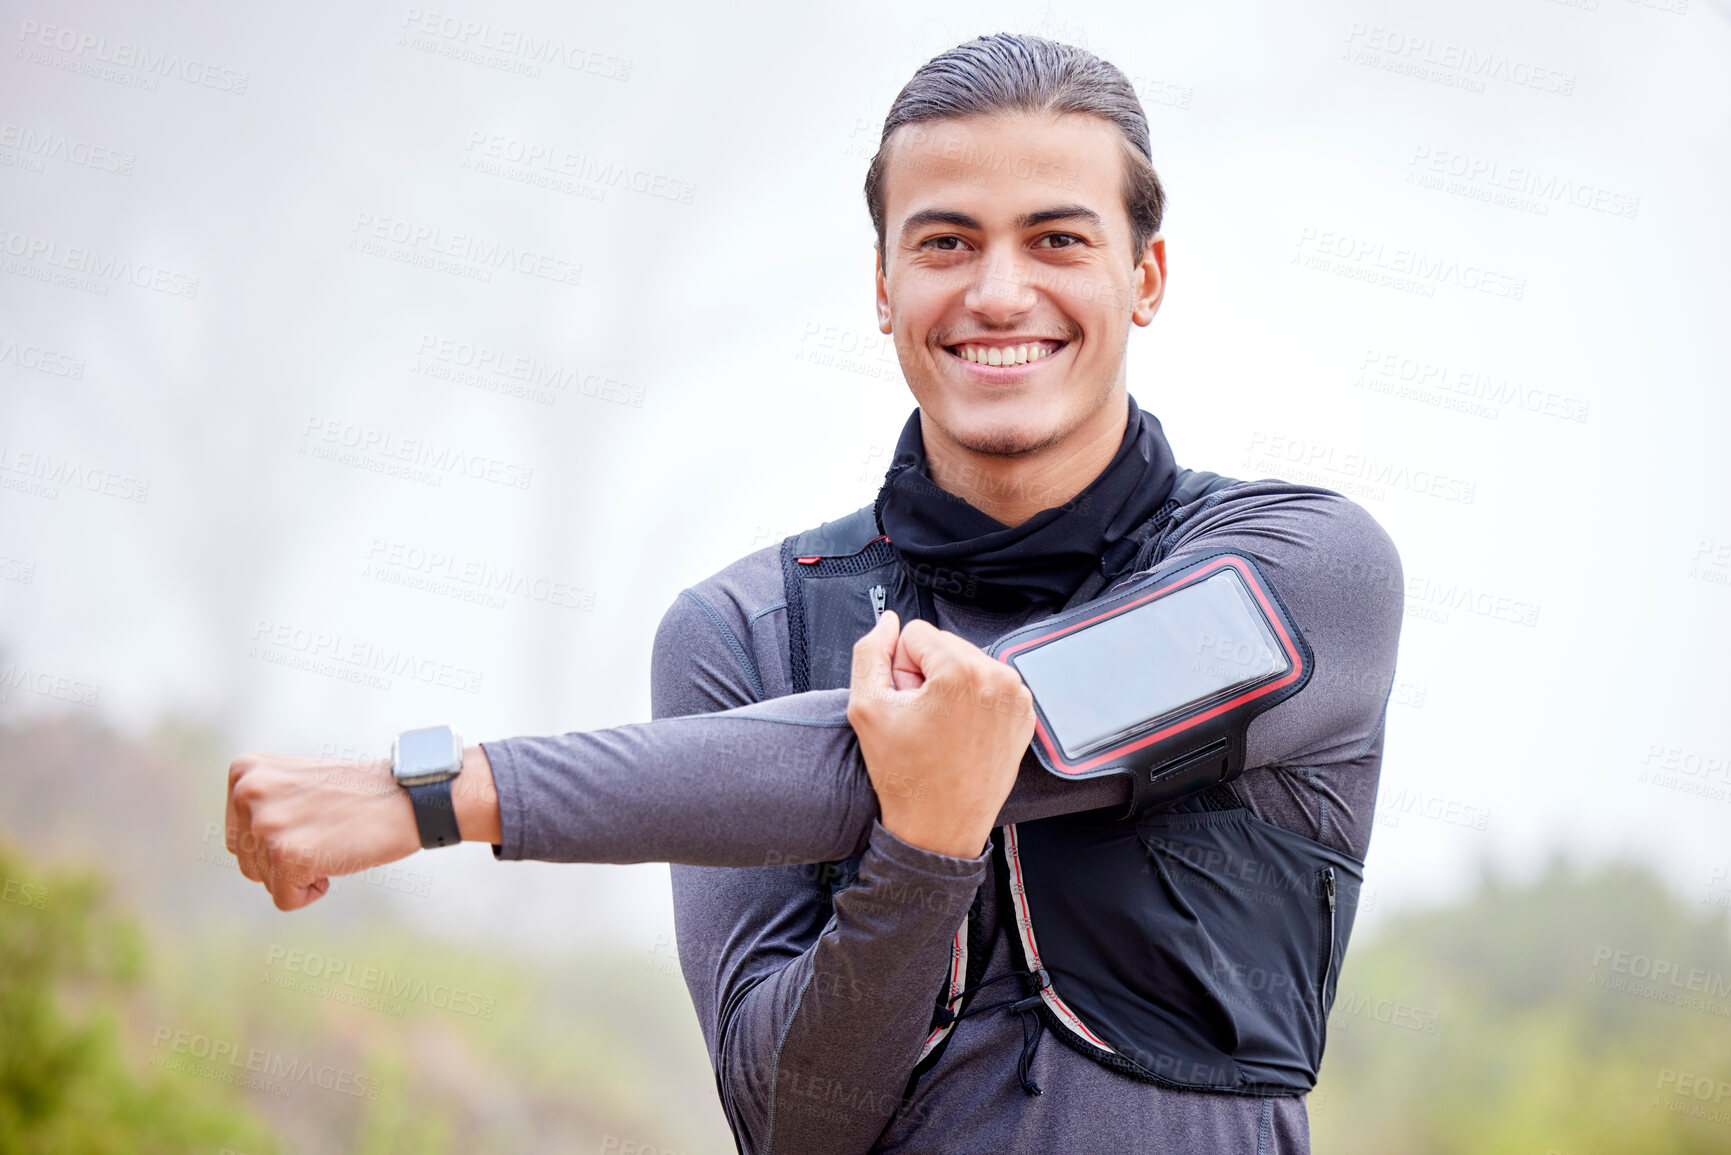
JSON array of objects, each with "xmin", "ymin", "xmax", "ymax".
[{"xmin": 392, "ymin": 725, "xmax": 464, "ymax": 849}]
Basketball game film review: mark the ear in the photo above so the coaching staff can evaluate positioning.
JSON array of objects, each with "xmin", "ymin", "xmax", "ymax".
[
  {"xmin": 1131, "ymin": 234, "xmax": 1166, "ymax": 327},
  {"xmin": 875, "ymin": 247, "xmax": 892, "ymax": 334}
]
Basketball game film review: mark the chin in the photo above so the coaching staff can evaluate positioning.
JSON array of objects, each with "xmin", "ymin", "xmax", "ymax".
[{"xmin": 932, "ymin": 400, "xmax": 1069, "ymax": 459}]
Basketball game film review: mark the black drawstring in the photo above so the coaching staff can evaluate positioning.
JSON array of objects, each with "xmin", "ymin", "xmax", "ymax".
[
  {"xmin": 931, "ymin": 968, "xmax": 1036, "ymax": 1025},
  {"xmin": 1012, "ymin": 994, "xmax": 1046, "ymax": 1096},
  {"xmin": 932, "ymin": 967, "xmax": 1050, "ymax": 1095}
]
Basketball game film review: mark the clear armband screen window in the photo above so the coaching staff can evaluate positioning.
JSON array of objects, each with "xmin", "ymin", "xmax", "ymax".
[{"xmin": 1011, "ymin": 570, "xmax": 1289, "ymax": 761}]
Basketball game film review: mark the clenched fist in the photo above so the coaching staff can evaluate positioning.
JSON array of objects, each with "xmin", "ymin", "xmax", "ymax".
[
  {"xmin": 846, "ymin": 611, "xmax": 1037, "ymax": 859},
  {"xmin": 224, "ymin": 747, "xmax": 497, "ymax": 911}
]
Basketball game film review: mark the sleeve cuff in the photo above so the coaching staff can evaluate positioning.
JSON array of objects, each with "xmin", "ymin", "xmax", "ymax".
[
  {"xmin": 827, "ymin": 820, "xmax": 991, "ymax": 929},
  {"xmin": 478, "ymin": 739, "xmax": 525, "ymax": 861},
  {"xmin": 862, "ymin": 818, "xmax": 991, "ymax": 880}
]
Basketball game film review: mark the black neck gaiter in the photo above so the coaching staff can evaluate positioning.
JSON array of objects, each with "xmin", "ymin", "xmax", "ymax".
[{"xmin": 872, "ymin": 395, "xmax": 1180, "ymax": 614}]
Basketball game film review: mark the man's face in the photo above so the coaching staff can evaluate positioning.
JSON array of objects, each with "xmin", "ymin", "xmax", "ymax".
[{"xmin": 875, "ymin": 111, "xmax": 1165, "ymax": 460}]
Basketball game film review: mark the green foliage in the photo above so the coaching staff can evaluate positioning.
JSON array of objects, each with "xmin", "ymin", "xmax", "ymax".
[
  {"xmin": 0, "ymin": 843, "xmax": 278, "ymax": 1155},
  {"xmin": 1313, "ymin": 858, "xmax": 1731, "ymax": 1155}
]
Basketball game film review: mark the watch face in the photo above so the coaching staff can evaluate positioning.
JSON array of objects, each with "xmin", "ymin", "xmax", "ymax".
[{"xmin": 395, "ymin": 726, "xmax": 460, "ymax": 785}]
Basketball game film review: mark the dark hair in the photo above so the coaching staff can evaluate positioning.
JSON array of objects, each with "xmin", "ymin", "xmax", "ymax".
[{"xmin": 864, "ymin": 33, "xmax": 1166, "ymax": 265}]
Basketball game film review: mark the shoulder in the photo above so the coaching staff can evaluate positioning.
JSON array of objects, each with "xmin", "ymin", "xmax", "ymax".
[
  {"xmin": 661, "ymin": 541, "xmax": 787, "ymax": 641},
  {"xmin": 664, "ymin": 496, "xmax": 878, "ymax": 635},
  {"xmin": 1165, "ymin": 478, "xmax": 1403, "ymax": 597},
  {"xmin": 649, "ymin": 541, "xmax": 791, "ymax": 717}
]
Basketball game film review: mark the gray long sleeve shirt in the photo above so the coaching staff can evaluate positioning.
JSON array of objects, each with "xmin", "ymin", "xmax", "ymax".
[{"xmin": 481, "ymin": 480, "xmax": 1404, "ymax": 1154}]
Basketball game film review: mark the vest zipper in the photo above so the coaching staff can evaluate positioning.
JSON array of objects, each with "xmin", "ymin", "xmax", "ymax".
[
  {"xmin": 868, "ymin": 583, "xmax": 886, "ymax": 620},
  {"xmin": 1318, "ymin": 866, "xmax": 1338, "ymax": 1034}
]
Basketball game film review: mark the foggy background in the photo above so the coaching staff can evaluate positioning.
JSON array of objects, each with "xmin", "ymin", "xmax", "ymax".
[{"xmin": 3, "ymin": 0, "xmax": 1728, "ymax": 1151}]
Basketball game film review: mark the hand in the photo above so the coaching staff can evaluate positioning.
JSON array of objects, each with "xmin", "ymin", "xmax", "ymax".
[
  {"xmin": 225, "ymin": 746, "xmax": 499, "ymax": 911},
  {"xmin": 846, "ymin": 611, "xmax": 1036, "ymax": 858}
]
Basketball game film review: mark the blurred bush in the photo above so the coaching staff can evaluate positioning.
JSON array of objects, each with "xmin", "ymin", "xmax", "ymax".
[
  {"xmin": 1313, "ymin": 858, "xmax": 1731, "ymax": 1154},
  {"xmin": 0, "ymin": 843, "xmax": 279, "ymax": 1154}
]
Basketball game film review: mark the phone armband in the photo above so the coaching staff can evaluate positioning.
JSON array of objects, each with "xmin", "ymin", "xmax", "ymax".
[{"xmin": 988, "ymin": 553, "xmax": 1313, "ymax": 815}]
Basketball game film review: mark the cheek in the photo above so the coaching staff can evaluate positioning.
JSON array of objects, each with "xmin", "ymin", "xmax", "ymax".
[
  {"xmin": 1090, "ymin": 277, "xmax": 1138, "ymax": 329},
  {"xmin": 1059, "ymin": 297, "xmax": 1112, "ymax": 348},
  {"xmin": 887, "ymin": 285, "xmax": 931, "ymax": 335}
]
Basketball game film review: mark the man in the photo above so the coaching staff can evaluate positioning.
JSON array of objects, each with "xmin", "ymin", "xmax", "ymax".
[{"xmin": 227, "ymin": 34, "xmax": 1402, "ymax": 1154}]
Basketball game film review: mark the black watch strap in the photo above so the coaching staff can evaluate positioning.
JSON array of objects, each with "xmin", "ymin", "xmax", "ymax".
[{"xmin": 406, "ymin": 778, "xmax": 462, "ymax": 849}]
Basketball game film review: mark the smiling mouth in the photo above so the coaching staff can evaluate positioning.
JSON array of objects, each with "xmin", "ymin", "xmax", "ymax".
[{"xmin": 943, "ymin": 339, "xmax": 1068, "ymax": 368}]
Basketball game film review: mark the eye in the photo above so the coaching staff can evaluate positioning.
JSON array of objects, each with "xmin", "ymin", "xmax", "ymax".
[
  {"xmin": 919, "ymin": 235, "xmax": 971, "ymax": 252},
  {"xmin": 1036, "ymin": 233, "xmax": 1085, "ymax": 249}
]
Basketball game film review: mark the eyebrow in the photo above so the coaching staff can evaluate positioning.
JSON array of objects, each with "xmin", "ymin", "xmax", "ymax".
[
  {"xmin": 898, "ymin": 204, "xmax": 1105, "ymax": 242},
  {"xmin": 1020, "ymin": 205, "xmax": 1104, "ymax": 229}
]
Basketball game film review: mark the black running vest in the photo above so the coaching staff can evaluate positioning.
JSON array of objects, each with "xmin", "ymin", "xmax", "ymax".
[{"xmin": 777, "ymin": 470, "xmax": 1365, "ymax": 1096}]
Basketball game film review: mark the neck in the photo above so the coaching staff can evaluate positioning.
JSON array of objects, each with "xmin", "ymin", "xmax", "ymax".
[{"xmin": 921, "ymin": 393, "xmax": 1129, "ymax": 528}]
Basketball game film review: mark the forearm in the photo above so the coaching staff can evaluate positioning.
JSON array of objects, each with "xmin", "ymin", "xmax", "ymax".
[
  {"xmin": 475, "ymin": 689, "xmax": 1128, "ymax": 868},
  {"xmin": 711, "ymin": 822, "xmax": 986, "ymax": 1154},
  {"xmin": 482, "ymin": 691, "xmax": 874, "ymax": 865}
]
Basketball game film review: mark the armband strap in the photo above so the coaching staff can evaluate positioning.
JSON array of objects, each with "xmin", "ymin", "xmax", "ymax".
[{"xmin": 988, "ymin": 552, "xmax": 1312, "ymax": 817}]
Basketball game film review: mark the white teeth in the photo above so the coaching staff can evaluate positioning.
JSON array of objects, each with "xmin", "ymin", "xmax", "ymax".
[{"xmin": 956, "ymin": 342, "xmax": 1056, "ymax": 366}]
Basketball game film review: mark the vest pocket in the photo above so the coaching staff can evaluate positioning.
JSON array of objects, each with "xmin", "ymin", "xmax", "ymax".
[{"xmin": 1012, "ymin": 805, "xmax": 1364, "ymax": 1091}]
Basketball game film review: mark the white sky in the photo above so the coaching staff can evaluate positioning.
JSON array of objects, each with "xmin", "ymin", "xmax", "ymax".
[{"xmin": 2, "ymin": 0, "xmax": 1728, "ymax": 952}]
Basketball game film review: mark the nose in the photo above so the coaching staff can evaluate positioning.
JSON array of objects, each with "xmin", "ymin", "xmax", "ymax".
[{"xmin": 964, "ymin": 242, "xmax": 1038, "ymax": 322}]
